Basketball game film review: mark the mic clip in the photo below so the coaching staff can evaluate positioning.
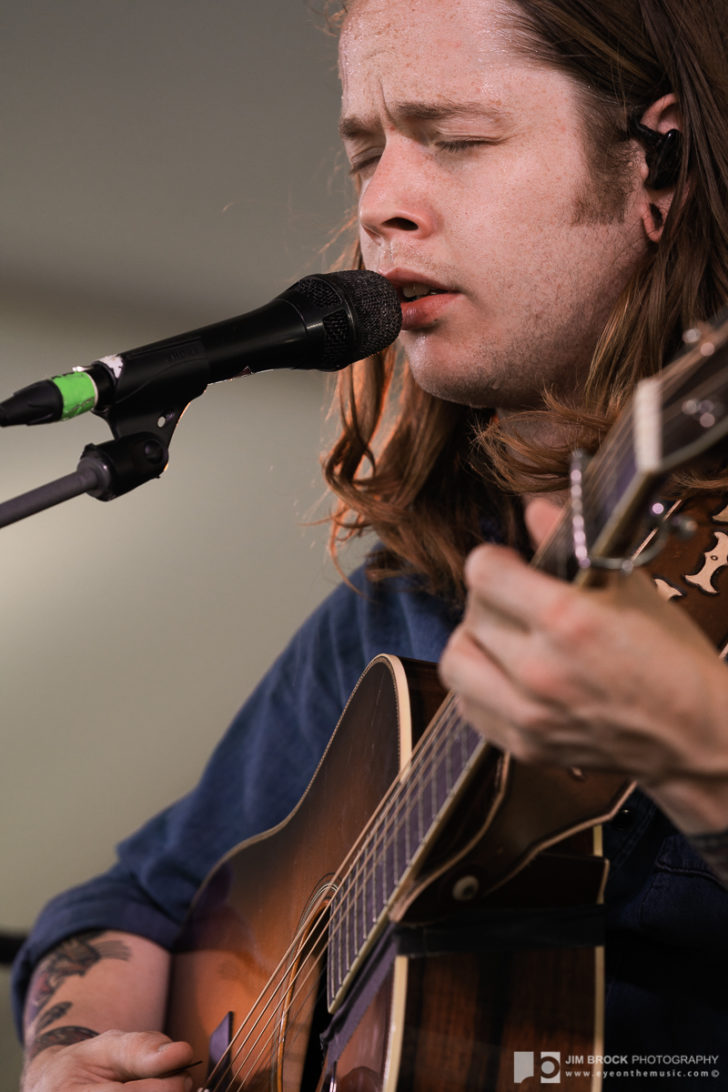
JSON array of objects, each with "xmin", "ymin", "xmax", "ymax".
[
  {"xmin": 78, "ymin": 433, "xmax": 170, "ymax": 502},
  {"xmin": 82, "ymin": 338, "xmax": 213, "ymax": 500}
]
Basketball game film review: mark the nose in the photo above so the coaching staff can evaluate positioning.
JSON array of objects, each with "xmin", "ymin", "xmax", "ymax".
[{"xmin": 358, "ymin": 142, "xmax": 436, "ymax": 245}]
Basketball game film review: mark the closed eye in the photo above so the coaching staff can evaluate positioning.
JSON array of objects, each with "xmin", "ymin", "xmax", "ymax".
[
  {"xmin": 437, "ymin": 138, "xmax": 498, "ymax": 154},
  {"xmin": 346, "ymin": 136, "xmax": 500, "ymax": 177},
  {"xmin": 348, "ymin": 154, "xmax": 380, "ymax": 177}
]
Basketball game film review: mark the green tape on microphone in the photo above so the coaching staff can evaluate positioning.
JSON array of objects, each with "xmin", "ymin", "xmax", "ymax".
[{"xmin": 52, "ymin": 371, "xmax": 97, "ymax": 420}]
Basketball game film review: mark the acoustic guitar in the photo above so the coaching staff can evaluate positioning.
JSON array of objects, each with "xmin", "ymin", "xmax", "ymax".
[{"xmin": 166, "ymin": 312, "xmax": 728, "ymax": 1091}]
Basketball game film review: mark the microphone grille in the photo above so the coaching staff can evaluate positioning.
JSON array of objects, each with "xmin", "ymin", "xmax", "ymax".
[{"xmin": 291, "ymin": 270, "xmax": 402, "ymax": 371}]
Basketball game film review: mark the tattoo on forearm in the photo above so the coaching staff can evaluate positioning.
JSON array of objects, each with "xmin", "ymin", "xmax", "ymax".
[
  {"xmin": 35, "ymin": 1001, "xmax": 72, "ymax": 1034},
  {"xmin": 26, "ymin": 1026, "xmax": 98, "ymax": 1063},
  {"xmin": 27, "ymin": 930, "xmax": 131, "ymax": 1025},
  {"xmin": 25, "ymin": 930, "xmax": 131, "ymax": 1059}
]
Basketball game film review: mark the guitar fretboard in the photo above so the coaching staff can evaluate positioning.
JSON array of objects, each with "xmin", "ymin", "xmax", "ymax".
[{"xmin": 326, "ymin": 701, "xmax": 486, "ymax": 1009}]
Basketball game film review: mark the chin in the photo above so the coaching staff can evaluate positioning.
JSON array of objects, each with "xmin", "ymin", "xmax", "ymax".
[{"xmin": 405, "ymin": 357, "xmax": 503, "ymax": 410}]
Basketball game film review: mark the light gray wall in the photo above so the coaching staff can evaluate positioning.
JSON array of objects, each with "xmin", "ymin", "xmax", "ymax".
[{"xmin": 1, "ymin": 3, "xmax": 356, "ymax": 1083}]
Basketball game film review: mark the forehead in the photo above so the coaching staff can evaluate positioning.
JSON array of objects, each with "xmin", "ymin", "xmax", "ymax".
[{"xmin": 338, "ymin": 0, "xmax": 523, "ymax": 109}]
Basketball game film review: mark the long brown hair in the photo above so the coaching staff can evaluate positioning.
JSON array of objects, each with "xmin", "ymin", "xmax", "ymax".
[{"xmin": 322, "ymin": 0, "xmax": 728, "ymax": 601}]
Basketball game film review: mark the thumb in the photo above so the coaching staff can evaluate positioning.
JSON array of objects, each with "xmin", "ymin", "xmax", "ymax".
[
  {"xmin": 81, "ymin": 1030, "xmax": 195, "ymax": 1080},
  {"xmin": 141, "ymin": 1034, "xmax": 196, "ymax": 1077},
  {"xmin": 524, "ymin": 496, "xmax": 563, "ymax": 551}
]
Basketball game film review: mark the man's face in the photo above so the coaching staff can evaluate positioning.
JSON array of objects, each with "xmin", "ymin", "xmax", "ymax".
[{"xmin": 339, "ymin": 0, "xmax": 650, "ymax": 410}]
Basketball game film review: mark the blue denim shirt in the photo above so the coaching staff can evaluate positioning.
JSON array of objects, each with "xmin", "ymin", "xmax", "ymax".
[{"xmin": 12, "ymin": 561, "xmax": 728, "ymax": 1084}]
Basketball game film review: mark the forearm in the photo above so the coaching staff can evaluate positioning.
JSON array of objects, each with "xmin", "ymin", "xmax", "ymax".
[{"xmin": 21, "ymin": 929, "xmax": 178, "ymax": 1088}]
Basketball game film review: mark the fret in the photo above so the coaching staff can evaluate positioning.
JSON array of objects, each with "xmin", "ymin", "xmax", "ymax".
[
  {"xmin": 403, "ymin": 779, "xmax": 413, "ymax": 866},
  {"xmin": 353, "ymin": 852, "xmax": 360, "ymax": 963},
  {"xmin": 374, "ymin": 827, "xmax": 385, "ymax": 921},
  {"xmin": 340, "ymin": 877, "xmax": 348, "ymax": 994},
  {"xmin": 383, "ymin": 806, "xmax": 398, "ymax": 906}
]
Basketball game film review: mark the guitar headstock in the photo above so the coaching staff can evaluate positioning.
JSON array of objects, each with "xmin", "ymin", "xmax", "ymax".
[
  {"xmin": 535, "ymin": 307, "xmax": 728, "ymax": 581},
  {"xmin": 634, "ymin": 308, "xmax": 728, "ymax": 477}
]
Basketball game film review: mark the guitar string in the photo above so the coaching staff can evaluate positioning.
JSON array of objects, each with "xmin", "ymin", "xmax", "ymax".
[
  {"xmin": 204, "ymin": 698, "xmax": 470, "ymax": 1090},
  {"xmin": 219, "ymin": 698, "xmax": 477, "ymax": 1090},
  {"xmin": 225, "ymin": 699, "xmax": 507, "ymax": 1090},
  {"xmin": 200, "ymin": 694, "xmax": 470, "ymax": 1090},
  {"xmin": 207, "ymin": 697, "xmax": 470, "ymax": 1089},
  {"xmin": 220, "ymin": 702, "xmax": 486, "ymax": 1088},
  {"xmin": 200, "ymin": 346, "xmax": 728, "ymax": 1087}
]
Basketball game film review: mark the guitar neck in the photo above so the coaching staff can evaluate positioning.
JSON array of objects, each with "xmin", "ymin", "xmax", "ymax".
[{"xmin": 327, "ymin": 696, "xmax": 488, "ymax": 1010}]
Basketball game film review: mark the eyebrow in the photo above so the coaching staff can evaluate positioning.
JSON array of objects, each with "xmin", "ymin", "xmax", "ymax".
[{"xmin": 338, "ymin": 100, "xmax": 512, "ymax": 140}]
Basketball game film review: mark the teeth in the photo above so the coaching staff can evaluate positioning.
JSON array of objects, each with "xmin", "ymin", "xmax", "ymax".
[{"xmin": 402, "ymin": 281, "xmax": 441, "ymax": 300}]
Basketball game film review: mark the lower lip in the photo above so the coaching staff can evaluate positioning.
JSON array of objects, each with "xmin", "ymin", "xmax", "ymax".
[{"xmin": 400, "ymin": 292, "xmax": 457, "ymax": 331}]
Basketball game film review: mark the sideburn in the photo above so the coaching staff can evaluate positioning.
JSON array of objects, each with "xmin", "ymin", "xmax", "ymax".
[{"xmin": 570, "ymin": 103, "xmax": 639, "ymax": 225}]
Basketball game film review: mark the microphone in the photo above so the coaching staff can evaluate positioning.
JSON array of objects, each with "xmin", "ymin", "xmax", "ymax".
[{"xmin": 0, "ymin": 270, "xmax": 402, "ymax": 428}]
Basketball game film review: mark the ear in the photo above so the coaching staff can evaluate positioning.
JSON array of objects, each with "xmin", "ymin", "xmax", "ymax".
[{"xmin": 636, "ymin": 93, "xmax": 683, "ymax": 243}]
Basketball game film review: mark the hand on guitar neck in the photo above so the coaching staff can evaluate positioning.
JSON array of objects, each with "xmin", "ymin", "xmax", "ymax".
[{"xmin": 439, "ymin": 496, "xmax": 728, "ymax": 850}]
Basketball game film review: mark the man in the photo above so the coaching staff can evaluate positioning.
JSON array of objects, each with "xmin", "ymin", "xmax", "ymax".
[{"xmin": 15, "ymin": 0, "xmax": 728, "ymax": 1088}]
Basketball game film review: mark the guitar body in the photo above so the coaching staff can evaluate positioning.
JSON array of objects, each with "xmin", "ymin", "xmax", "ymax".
[
  {"xmin": 166, "ymin": 655, "xmax": 415, "ymax": 1090},
  {"xmin": 166, "ymin": 655, "xmax": 628, "ymax": 1091}
]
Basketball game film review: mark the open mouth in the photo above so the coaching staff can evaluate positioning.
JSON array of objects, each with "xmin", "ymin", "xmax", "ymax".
[{"xmin": 399, "ymin": 282, "xmax": 447, "ymax": 302}]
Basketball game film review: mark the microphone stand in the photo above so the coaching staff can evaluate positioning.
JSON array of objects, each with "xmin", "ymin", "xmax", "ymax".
[
  {"xmin": 0, "ymin": 352, "xmax": 207, "ymax": 527},
  {"xmin": 0, "ymin": 432, "xmax": 170, "ymax": 528},
  {"xmin": 0, "ymin": 336, "xmax": 211, "ymax": 528}
]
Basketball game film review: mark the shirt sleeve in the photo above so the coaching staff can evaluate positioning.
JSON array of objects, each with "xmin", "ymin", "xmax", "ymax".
[{"xmin": 11, "ymin": 563, "xmax": 457, "ymax": 1035}]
